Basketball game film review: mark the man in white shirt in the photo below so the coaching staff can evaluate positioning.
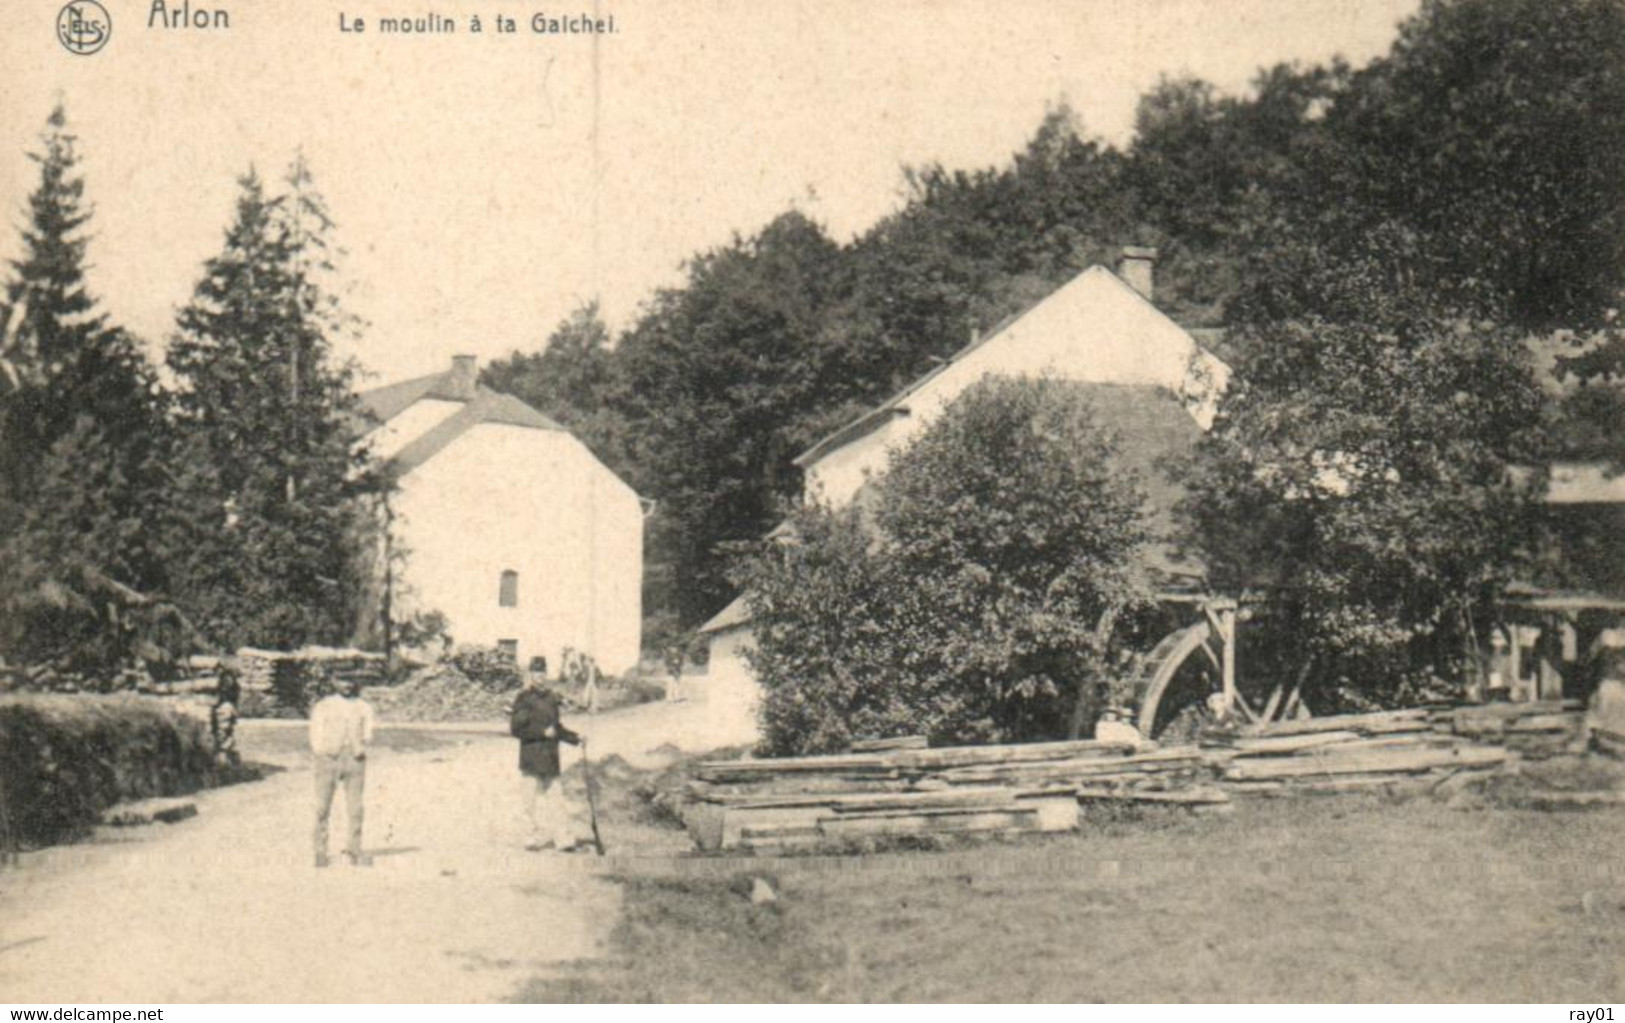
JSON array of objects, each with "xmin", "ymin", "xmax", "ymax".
[{"xmin": 309, "ymin": 676, "xmax": 376, "ymax": 867}]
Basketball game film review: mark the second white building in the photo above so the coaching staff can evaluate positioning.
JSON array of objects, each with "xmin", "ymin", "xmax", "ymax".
[{"xmin": 358, "ymin": 355, "xmax": 644, "ymax": 676}]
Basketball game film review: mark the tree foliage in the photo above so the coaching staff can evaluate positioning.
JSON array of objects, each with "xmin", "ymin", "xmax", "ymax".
[
  {"xmin": 613, "ymin": 211, "xmax": 845, "ymax": 625},
  {"xmin": 0, "ymin": 106, "xmax": 176, "ymax": 678},
  {"xmin": 738, "ymin": 378, "xmax": 1153, "ymax": 754},
  {"xmin": 164, "ymin": 161, "xmax": 384, "ymax": 650},
  {"xmin": 1184, "ymin": 259, "xmax": 1552, "ymax": 704}
]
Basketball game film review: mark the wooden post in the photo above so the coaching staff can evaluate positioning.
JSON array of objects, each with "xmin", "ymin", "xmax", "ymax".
[
  {"xmin": 1204, "ymin": 599, "xmax": 1239, "ymax": 715},
  {"xmin": 1537, "ymin": 615, "xmax": 1565, "ymax": 701},
  {"xmin": 1221, "ymin": 604, "xmax": 1237, "ymax": 711}
]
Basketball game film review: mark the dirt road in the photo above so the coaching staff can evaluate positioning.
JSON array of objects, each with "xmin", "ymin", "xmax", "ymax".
[{"xmin": 0, "ymin": 696, "xmax": 757, "ymax": 1003}]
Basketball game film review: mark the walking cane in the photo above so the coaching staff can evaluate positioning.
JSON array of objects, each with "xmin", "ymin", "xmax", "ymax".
[{"xmin": 580, "ymin": 738, "xmax": 606, "ymax": 856}]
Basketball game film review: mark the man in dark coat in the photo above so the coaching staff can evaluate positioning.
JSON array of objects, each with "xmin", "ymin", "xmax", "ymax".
[{"xmin": 510, "ymin": 657, "xmax": 583, "ymax": 851}]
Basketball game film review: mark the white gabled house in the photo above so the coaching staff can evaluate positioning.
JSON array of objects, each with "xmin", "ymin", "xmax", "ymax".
[
  {"xmin": 698, "ymin": 249, "xmax": 1230, "ymax": 707},
  {"xmin": 358, "ymin": 355, "xmax": 644, "ymax": 676}
]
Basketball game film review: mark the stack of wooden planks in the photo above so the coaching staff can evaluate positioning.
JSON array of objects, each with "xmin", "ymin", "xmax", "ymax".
[
  {"xmin": 686, "ymin": 737, "xmax": 1227, "ymax": 852},
  {"xmin": 1204, "ymin": 707, "xmax": 1520, "ymax": 795},
  {"xmin": 1202, "ymin": 707, "xmax": 1592, "ymax": 798},
  {"xmin": 1431, "ymin": 700, "xmax": 1588, "ymax": 757},
  {"xmin": 684, "ymin": 703, "xmax": 1591, "ymax": 853}
]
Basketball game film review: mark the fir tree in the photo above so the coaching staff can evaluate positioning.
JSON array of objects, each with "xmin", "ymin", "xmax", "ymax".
[
  {"xmin": 0, "ymin": 105, "xmax": 172, "ymax": 679},
  {"xmin": 166, "ymin": 160, "xmax": 384, "ymax": 650}
]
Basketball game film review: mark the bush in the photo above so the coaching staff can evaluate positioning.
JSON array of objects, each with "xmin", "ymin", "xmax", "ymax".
[
  {"xmin": 0, "ymin": 693, "xmax": 214, "ymax": 848},
  {"xmin": 736, "ymin": 377, "xmax": 1154, "ymax": 755}
]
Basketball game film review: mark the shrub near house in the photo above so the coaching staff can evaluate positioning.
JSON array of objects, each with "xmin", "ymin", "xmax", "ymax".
[{"xmin": 737, "ymin": 377, "xmax": 1154, "ymax": 755}]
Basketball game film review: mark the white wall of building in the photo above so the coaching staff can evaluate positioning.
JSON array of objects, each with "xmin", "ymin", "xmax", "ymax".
[
  {"xmin": 389, "ymin": 423, "xmax": 643, "ymax": 675},
  {"xmin": 804, "ymin": 267, "xmax": 1226, "ymax": 509},
  {"xmin": 700, "ymin": 626, "xmax": 761, "ymax": 721}
]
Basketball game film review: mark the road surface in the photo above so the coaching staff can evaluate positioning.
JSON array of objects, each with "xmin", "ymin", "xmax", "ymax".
[{"xmin": 0, "ymin": 695, "xmax": 757, "ymax": 1002}]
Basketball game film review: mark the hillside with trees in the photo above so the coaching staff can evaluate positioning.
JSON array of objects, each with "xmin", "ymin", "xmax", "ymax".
[
  {"xmin": 0, "ymin": 0, "xmax": 1620, "ymax": 696},
  {"xmin": 483, "ymin": 0, "xmax": 1624, "ymax": 658}
]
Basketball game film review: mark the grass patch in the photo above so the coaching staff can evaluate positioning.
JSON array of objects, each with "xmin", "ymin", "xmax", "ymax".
[
  {"xmin": 515, "ymin": 872, "xmax": 846, "ymax": 1002},
  {"xmin": 517, "ymin": 791, "xmax": 1625, "ymax": 1002}
]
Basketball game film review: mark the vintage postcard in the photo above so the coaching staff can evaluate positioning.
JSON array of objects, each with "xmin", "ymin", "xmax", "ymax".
[{"xmin": 1, "ymin": 0, "xmax": 1622, "ymax": 1007}]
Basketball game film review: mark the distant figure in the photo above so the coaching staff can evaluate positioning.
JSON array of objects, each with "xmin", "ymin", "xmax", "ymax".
[
  {"xmin": 1587, "ymin": 642, "xmax": 1625, "ymax": 741},
  {"xmin": 664, "ymin": 643, "xmax": 686, "ymax": 702},
  {"xmin": 1093, "ymin": 706, "xmax": 1143, "ymax": 749},
  {"xmin": 309, "ymin": 677, "xmax": 376, "ymax": 868},
  {"xmin": 210, "ymin": 656, "xmax": 242, "ymax": 770},
  {"xmin": 582, "ymin": 659, "xmax": 601, "ymax": 715},
  {"xmin": 510, "ymin": 661, "xmax": 583, "ymax": 852},
  {"xmin": 211, "ymin": 656, "xmax": 242, "ymax": 769},
  {"xmin": 1486, "ymin": 628, "xmax": 1512, "ymax": 702}
]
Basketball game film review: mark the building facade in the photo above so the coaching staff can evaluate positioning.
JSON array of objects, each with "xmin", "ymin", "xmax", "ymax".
[
  {"xmin": 359, "ymin": 356, "xmax": 644, "ymax": 675},
  {"xmin": 699, "ymin": 250, "xmax": 1228, "ymax": 704}
]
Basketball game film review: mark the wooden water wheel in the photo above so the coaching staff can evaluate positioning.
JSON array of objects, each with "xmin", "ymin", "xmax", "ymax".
[{"xmin": 1130, "ymin": 599, "xmax": 1312, "ymax": 741}]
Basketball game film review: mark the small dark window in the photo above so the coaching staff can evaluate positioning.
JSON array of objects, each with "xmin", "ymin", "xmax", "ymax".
[
  {"xmin": 499, "ymin": 569, "xmax": 519, "ymax": 607},
  {"xmin": 497, "ymin": 639, "xmax": 518, "ymax": 661}
]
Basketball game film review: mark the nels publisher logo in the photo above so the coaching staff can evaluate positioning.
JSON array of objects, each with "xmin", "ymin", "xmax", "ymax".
[{"xmin": 57, "ymin": 0, "xmax": 111, "ymax": 55}]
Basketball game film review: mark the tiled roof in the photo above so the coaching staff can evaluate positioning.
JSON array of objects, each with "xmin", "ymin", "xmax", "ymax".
[
  {"xmin": 357, "ymin": 369, "xmax": 565, "ymax": 474},
  {"xmin": 698, "ymin": 594, "xmax": 753, "ymax": 635},
  {"xmin": 794, "ymin": 266, "xmax": 1225, "ymax": 469}
]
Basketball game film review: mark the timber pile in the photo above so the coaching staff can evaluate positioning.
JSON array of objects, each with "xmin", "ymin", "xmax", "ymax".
[
  {"xmin": 686, "ymin": 705, "xmax": 1580, "ymax": 853},
  {"xmin": 851, "ymin": 735, "xmax": 928, "ymax": 753},
  {"xmin": 686, "ymin": 737, "xmax": 1222, "ymax": 852},
  {"xmin": 1431, "ymin": 700, "xmax": 1588, "ymax": 758},
  {"xmin": 236, "ymin": 646, "xmax": 386, "ymax": 691},
  {"xmin": 235, "ymin": 646, "xmax": 388, "ymax": 717},
  {"xmin": 1202, "ymin": 706, "xmax": 1547, "ymax": 794}
]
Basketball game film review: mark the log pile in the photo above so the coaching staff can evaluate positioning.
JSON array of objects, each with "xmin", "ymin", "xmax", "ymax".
[
  {"xmin": 364, "ymin": 662, "xmax": 515, "ymax": 722},
  {"xmin": 234, "ymin": 646, "xmax": 388, "ymax": 717}
]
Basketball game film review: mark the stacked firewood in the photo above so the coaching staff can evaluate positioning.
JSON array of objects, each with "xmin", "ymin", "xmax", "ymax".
[{"xmin": 234, "ymin": 646, "xmax": 387, "ymax": 717}]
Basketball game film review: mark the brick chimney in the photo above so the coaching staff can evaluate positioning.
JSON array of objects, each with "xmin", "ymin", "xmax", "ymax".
[
  {"xmin": 448, "ymin": 354, "xmax": 478, "ymax": 400},
  {"xmin": 1118, "ymin": 246, "xmax": 1157, "ymax": 301}
]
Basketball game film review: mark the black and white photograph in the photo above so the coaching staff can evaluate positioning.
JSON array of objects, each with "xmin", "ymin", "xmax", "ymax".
[{"xmin": 1, "ymin": 0, "xmax": 1622, "ymax": 1006}]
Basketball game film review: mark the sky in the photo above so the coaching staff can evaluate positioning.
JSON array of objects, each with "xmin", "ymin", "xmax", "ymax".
[{"xmin": 2, "ymin": 0, "xmax": 1418, "ymax": 387}]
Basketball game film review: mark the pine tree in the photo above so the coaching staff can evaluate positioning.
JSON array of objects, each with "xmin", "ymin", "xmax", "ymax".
[
  {"xmin": 166, "ymin": 160, "xmax": 383, "ymax": 650},
  {"xmin": 0, "ymin": 105, "xmax": 173, "ymax": 680}
]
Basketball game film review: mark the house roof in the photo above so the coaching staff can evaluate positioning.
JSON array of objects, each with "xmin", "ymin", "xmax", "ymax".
[
  {"xmin": 698, "ymin": 594, "xmax": 753, "ymax": 635},
  {"xmin": 357, "ymin": 368, "xmax": 566, "ymax": 474},
  {"xmin": 793, "ymin": 265, "xmax": 1225, "ymax": 470},
  {"xmin": 792, "ymin": 302, "xmax": 1030, "ymax": 470}
]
